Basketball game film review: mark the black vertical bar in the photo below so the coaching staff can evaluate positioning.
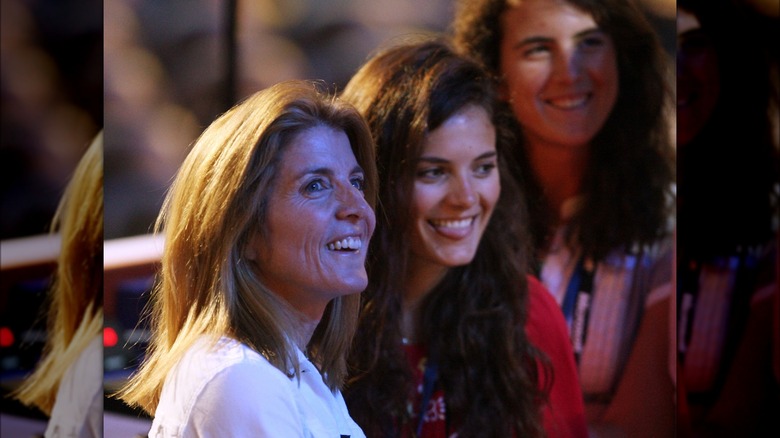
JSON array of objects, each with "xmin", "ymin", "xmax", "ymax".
[{"xmin": 224, "ymin": 0, "xmax": 238, "ymax": 110}]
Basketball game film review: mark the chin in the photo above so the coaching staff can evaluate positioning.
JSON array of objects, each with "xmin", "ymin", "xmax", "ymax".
[
  {"xmin": 339, "ymin": 278, "xmax": 369, "ymax": 295},
  {"xmin": 439, "ymin": 250, "xmax": 479, "ymax": 267}
]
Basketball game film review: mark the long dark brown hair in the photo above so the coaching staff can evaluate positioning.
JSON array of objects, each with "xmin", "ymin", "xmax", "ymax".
[
  {"xmin": 341, "ymin": 37, "xmax": 548, "ymax": 438},
  {"xmin": 453, "ymin": 0, "xmax": 675, "ymax": 262}
]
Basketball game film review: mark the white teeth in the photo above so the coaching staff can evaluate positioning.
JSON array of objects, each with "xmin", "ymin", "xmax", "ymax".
[
  {"xmin": 327, "ymin": 237, "xmax": 362, "ymax": 251},
  {"xmin": 548, "ymin": 95, "xmax": 587, "ymax": 109},
  {"xmin": 430, "ymin": 218, "xmax": 472, "ymax": 228}
]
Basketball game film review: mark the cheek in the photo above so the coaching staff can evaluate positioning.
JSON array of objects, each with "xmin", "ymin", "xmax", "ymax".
[
  {"xmin": 599, "ymin": 55, "xmax": 619, "ymax": 94},
  {"xmin": 481, "ymin": 177, "xmax": 502, "ymax": 213},
  {"xmin": 505, "ymin": 65, "xmax": 544, "ymax": 98},
  {"xmin": 411, "ymin": 185, "xmax": 437, "ymax": 223},
  {"xmin": 592, "ymin": 56, "xmax": 620, "ymax": 117},
  {"xmin": 504, "ymin": 67, "xmax": 547, "ymax": 120},
  {"xmin": 589, "ymin": 45, "xmax": 619, "ymax": 86},
  {"xmin": 265, "ymin": 208, "xmax": 325, "ymax": 260}
]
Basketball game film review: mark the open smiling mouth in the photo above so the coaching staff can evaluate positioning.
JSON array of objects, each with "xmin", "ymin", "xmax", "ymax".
[
  {"xmin": 327, "ymin": 237, "xmax": 362, "ymax": 252},
  {"xmin": 546, "ymin": 93, "xmax": 590, "ymax": 110},
  {"xmin": 429, "ymin": 217, "xmax": 474, "ymax": 229}
]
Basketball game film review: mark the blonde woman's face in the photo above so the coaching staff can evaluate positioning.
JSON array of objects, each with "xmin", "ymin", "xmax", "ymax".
[{"xmin": 247, "ymin": 125, "xmax": 376, "ymax": 320}]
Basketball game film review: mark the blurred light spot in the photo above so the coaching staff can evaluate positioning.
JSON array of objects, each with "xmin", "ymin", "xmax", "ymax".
[
  {"xmin": 104, "ymin": 326, "xmax": 119, "ymax": 348},
  {"xmin": 0, "ymin": 327, "xmax": 14, "ymax": 347}
]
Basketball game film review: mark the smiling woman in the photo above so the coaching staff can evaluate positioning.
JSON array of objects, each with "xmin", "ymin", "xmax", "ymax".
[
  {"xmin": 454, "ymin": 1, "xmax": 676, "ymax": 436},
  {"xmin": 115, "ymin": 80, "xmax": 377, "ymax": 438},
  {"xmin": 340, "ymin": 37, "xmax": 587, "ymax": 438},
  {"xmin": 246, "ymin": 125, "xmax": 375, "ymax": 322}
]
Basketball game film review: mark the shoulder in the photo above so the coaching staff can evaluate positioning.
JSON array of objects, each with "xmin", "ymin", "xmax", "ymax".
[
  {"xmin": 526, "ymin": 275, "xmax": 564, "ymax": 323},
  {"xmin": 151, "ymin": 337, "xmax": 301, "ymax": 437},
  {"xmin": 524, "ymin": 275, "xmax": 575, "ymax": 366},
  {"xmin": 524, "ymin": 276, "xmax": 588, "ymax": 436},
  {"xmin": 46, "ymin": 335, "xmax": 103, "ymax": 438}
]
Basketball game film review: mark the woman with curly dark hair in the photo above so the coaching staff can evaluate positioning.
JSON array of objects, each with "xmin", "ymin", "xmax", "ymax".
[
  {"xmin": 341, "ymin": 37, "xmax": 587, "ymax": 438},
  {"xmin": 453, "ymin": 1, "xmax": 676, "ymax": 436}
]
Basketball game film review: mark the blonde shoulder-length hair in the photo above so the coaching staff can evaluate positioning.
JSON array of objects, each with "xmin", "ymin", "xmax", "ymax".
[
  {"xmin": 13, "ymin": 131, "xmax": 104, "ymax": 414},
  {"xmin": 118, "ymin": 80, "xmax": 377, "ymax": 415}
]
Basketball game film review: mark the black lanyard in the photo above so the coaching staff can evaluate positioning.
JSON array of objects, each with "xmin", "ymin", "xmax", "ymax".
[
  {"xmin": 677, "ymin": 258, "xmax": 704, "ymax": 359},
  {"xmin": 561, "ymin": 256, "xmax": 595, "ymax": 364}
]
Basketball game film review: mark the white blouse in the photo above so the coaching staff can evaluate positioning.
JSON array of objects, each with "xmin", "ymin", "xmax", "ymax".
[
  {"xmin": 45, "ymin": 335, "xmax": 103, "ymax": 438},
  {"xmin": 149, "ymin": 336, "xmax": 364, "ymax": 438}
]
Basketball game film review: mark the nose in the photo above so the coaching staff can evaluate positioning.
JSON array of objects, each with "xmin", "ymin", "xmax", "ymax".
[
  {"xmin": 446, "ymin": 174, "xmax": 477, "ymax": 208},
  {"xmin": 336, "ymin": 183, "xmax": 373, "ymax": 222},
  {"xmin": 552, "ymin": 48, "xmax": 582, "ymax": 83}
]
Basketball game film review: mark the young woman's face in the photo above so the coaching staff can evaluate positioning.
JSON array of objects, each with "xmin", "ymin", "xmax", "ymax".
[
  {"xmin": 409, "ymin": 104, "xmax": 500, "ymax": 271},
  {"xmin": 248, "ymin": 125, "xmax": 376, "ymax": 319},
  {"xmin": 499, "ymin": 0, "xmax": 619, "ymax": 150},
  {"xmin": 677, "ymin": 8, "xmax": 720, "ymax": 147}
]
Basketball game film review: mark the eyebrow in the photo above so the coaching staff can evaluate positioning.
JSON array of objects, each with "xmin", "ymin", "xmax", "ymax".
[
  {"xmin": 513, "ymin": 27, "xmax": 604, "ymax": 49},
  {"xmin": 417, "ymin": 150, "xmax": 498, "ymax": 164},
  {"xmin": 294, "ymin": 164, "xmax": 364, "ymax": 180}
]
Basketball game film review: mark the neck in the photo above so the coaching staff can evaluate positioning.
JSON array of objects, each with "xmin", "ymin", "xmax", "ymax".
[
  {"xmin": 290, "ymin": 310, "xmax": 321, "ymax": 352},
  {"xmin": 526, "ymin": 138, "xmax": 589, "ymax": 220},
  {"xmin": 402, "ymin": 256, "xmax": 449, "ymax": 343}
]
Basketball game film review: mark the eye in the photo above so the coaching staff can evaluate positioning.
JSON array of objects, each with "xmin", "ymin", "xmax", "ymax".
[
  {"xmin": 474, "ymin": 161, "xmax": 497, "ymax": 177},
  {"xmin": 304, "ymin": 178, "xmax": 328, "ymax": 194},
  {"xmin": 417, "ymin": 167, "xmax": 445, "ymax": 181},
  {"xmin": 350, "ymin": 175, "xmax": 366, "ymax": 191},
  {"xmin": 523, "ymin": 43, "xmax": 550, "ymax": 59},
  {"xmin": 580, "ymin": 34, "xmax": 607, "ymax": 52}
]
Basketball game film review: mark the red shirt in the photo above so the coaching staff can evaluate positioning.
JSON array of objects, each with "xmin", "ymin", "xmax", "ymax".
[
  {"xmin": 402, "ymin": 276, "xmax": 588, "ymax": 438},
  {"xmin": 526, "ymin": 275, "xmax": 589, "ymax": 438}
]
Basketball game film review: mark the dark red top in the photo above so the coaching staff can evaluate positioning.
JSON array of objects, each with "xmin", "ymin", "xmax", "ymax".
[{"xmin": 402, "ymin": 275, "xmax": 588, "ymax": 438}]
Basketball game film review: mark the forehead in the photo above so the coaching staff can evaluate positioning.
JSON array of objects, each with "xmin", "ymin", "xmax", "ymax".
[
  {"xmin": 278, "ymin": 125, "xmax": 357, "ymax": 171},
  {"xmin": 422, "ymin": 105, "xmax": 495, "ymax": 155},
  {"xmin": 677, "ymin": 9, "xmax": 701, "ymax": 35},
  {"xmin": 503, "ymin": 0, "xmax": 597, "ymax": 30}
]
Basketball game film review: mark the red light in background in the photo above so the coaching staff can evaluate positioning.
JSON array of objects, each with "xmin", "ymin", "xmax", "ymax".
[
  {"xmin": 0, "ymin": 327, "xmax": 14, "ymax": 347},
  {"xmin": 103, "ymin": 327, "xmax": 118, "ymax": 348}
]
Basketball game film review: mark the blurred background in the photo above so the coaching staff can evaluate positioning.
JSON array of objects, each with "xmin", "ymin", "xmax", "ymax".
[
  {"xmin": 0, "ymin": 1, "xmax": 690, "ymax": 437},
  {"xmin": 1, "ymin": 0, "xmax": 101, "ymax": 436}
]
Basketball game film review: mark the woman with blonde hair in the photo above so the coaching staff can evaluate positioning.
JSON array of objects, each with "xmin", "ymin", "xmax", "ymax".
[
  {"xmin": 118, "ymin": 80, "xmax": 377, "ymax": 437},
  {"xmin": 12, "ymin": 131, "xmax": 104, "ymax": 438}
]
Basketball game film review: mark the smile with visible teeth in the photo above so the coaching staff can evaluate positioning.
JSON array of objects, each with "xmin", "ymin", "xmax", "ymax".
[
  {"xmin": 546, "ymin": 94, "xmax": 589, "ymax": 109},
  {"xmin": 429, "ymin": 217, "xmax": 474, "ymax": 229},
  {"xmin": 327, "ymin": 236, "xmax": 362, "ymax": 251}
]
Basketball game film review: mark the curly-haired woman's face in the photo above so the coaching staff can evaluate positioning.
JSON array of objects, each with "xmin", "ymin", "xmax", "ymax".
[
  {"xmin": 498, "ymin": 0, "xmax": 618, "ymax": 151},
  {"xmin": 409, "ymin": 105, "xmax": 500, "ymax": 277},
  {"xmin": 677, "ymin": 8, "xmax": 720, "ymax": 147},
  {"xmin": 246, "ymin": 125, "xmax": 376, "ymax": 320}
]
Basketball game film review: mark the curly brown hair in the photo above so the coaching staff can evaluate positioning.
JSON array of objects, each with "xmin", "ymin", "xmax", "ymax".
[
  {"xmin": 341, "ymin": 37, "xmax": 549, "ymax": 438},
  {"xmin": 453, "ymin": 0, "xmax": 675, "ymax": 262}
]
